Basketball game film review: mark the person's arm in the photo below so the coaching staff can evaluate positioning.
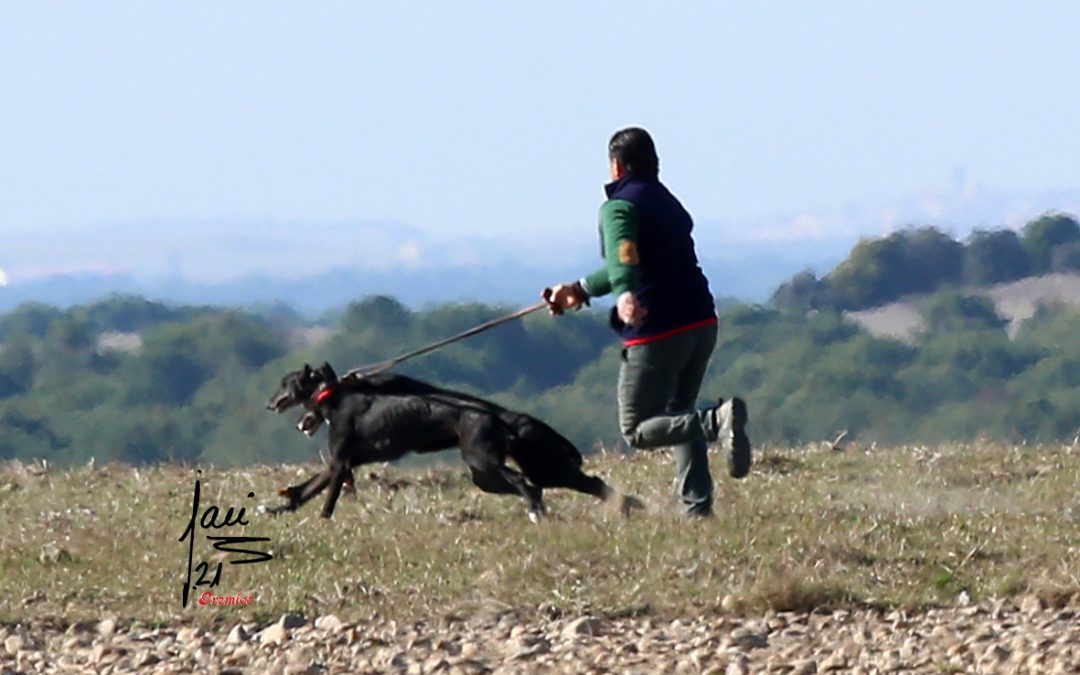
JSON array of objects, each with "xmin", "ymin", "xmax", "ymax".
[
  {"xmin": 543, "ymin": 199, "xmax": 644, "ymax": 320},
  {"xmin": 583, "ymin": 199, "xmax": 639, "ymax": 298}
]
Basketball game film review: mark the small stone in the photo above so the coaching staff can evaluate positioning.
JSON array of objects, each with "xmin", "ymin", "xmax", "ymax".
[
  {"xmin": 177, "ymin": 626, "xmax": 200, "ymax": 643},
  {"xmin": 88, "ymin": 644, "xmax": 111, "ymax": 664},
  {"xmin": 228, "ymin": 624, "xmax": 250, "ymax": 643},
  {"xmin": 314, "ymin": 614, "xmax": 344, "ymax": 632},
  {"xmin": 424, "ymin": 654, "xmax": 452, "ymax": 672},
  {"xmin": 278, "ymin": 613, "xmax": 307, "ymax": 630},
  {"xmin": 134, "ymin": 650, "xmax": 161, "ymax": 668},
  {"xmin": 512, "ymin": 636, "xmax": 551, "ymax": 659},
  {"xmin": 725, "ymin": 655, "xmax": 750, "ymax": 675},
  {"xmin": 67, "ymin": 621, "xmax": 95, "ymax": 635},
  {"xmin": 97, "ymin": 618, "xmax": 117, "ymax": 637},
  {"xmin": 981, "ymin": 643, "xmax": 1011, "ymax": 662},
  {"xmin": 4, "ymin": 635, "xmax": 26, "ymax": 654},
  {"xmin": 1020, "ymin": 594, "xmax": 1045, "ymax": 615},
  {"xmin": 287, "ymin": 646, "xmax": 315, "ymax": 664},
  {"xmin": 343, "ymin": 627, "xmax": 362, "ymax": 645},
  {"xmin": 728, "ymin": 629, "xmax": 768, "ymax": 651},
  {"xmin": 261, "ymin": 623, "xmax": 290, "ymax": 645},
  {"xmin": 819, "ymin": 652, "xmax": 847, "ymax": 671},
  {"xmin": 460, "ymin": 642, "xmax": 480, "ymax": 658},
  {"xmin": 839, "ymin": 638, "xmax": 861, "ymax": 659},
  {"xmin": 791, "ymin": 659, "xmax": 817, "ymax": 675},
  {"xmin": 561, "ymin": 616, "xmax": 605, "ymax": 639},
  {"xmin": 721, "ymin": 594, "xmax": 740, "ymax": 613}
]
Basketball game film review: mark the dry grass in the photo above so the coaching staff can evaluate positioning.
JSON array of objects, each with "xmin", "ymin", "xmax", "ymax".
[{"xmin": 1, "ymin": 442, "xmax": 1077, "ymax": 627}]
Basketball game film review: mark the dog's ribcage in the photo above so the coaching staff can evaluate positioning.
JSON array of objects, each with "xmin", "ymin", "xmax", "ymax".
[{"xmin": 338, "ymin": 394, "xmax": 460, "ymax": 456}]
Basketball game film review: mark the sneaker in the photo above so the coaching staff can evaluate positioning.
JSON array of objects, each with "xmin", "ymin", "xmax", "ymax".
[
  {"xmin": 701, "ymin": 398, "xmax": 725, "ymax": 442},
  {"xmin": 719, "ymin": 398, "xmax": 751, "ymax": 479}
]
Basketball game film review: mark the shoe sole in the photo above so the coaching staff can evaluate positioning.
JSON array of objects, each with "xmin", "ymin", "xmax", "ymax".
[{"xmin": 728, "ymin": 398, "xmax": 751, "ymax": 479}]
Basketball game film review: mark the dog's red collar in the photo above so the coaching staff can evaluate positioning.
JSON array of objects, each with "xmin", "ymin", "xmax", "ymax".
[{"xmin": 312, "ymin": 387, "xmax": 335, "ymax": 405}]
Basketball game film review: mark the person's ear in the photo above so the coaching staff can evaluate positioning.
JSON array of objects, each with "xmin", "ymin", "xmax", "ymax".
[{"xmin": 610, "ymin": 157, "xmax": 626, "ymax": 180}]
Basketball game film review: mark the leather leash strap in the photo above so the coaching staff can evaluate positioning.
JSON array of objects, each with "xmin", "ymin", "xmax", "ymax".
[{"xmin": 342, "ymin": 301, "xmax": 549, "ymax": 380}]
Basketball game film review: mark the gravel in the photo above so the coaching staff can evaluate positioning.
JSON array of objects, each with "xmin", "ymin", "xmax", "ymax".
[{"xmin": 1, "ymin": 594, "xmax": 1077, "ymax": 673}]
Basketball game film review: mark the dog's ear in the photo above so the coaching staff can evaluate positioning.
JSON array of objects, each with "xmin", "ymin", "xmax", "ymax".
[
  {"xmin": 302, "ymin": 363, "xmax": 313, "ymax": 378},
  {"xmin": 317, "ymin": 362, "xmax": 339, "ymax": 386}
]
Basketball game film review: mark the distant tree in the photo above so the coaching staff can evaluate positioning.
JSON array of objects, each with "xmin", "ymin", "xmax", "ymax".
[
  {"xmin": 804, "ymin": 310, "xmax": 859, "ymax": 346},
  {"xmin": 770, "ymin": 269, "xmax": 827, "ymax": 313},
  {"xmin": 963, "ymin": 229, "xmax": 1031, "ymax": 285},
  {"xmin": 341, "ymin": 295, "xmax": 413, "ymax": 335},
  {"xmin": 0, "ymin": 404, "xmax": 67, "ymax": 460},
  {"xmin": 0, "ymin": 337, "xmax": 35, "ymax": 398},
  {"xmin": 1021, "ymin": 212, "xmax": 1080, "ymax": 274},
  {"xmin": 205, "ymin": 312, "xmax": 284, "ymax": 369},
  {"xmin": 920, "ymin": 291, "xmax": 1007, "ymax": 334},
  {"xmin": 826, "ymin": 234, "xmax": 906, "ymax": 309},
  {"xmin": 81, "ymin": 294, "xmax": 192, "ymax": 332},
  {"xmin": 826, "ymin": 227, "xmax": 961, "ymax": 310},
  {"xmin": 1050, "ymin": 241, "xmax": 1080, "ymax": 273},
  {"xmin": 903, "ymin": 227, "xmax": 964, "ymax": 292},
  {"xmin": 33, "ymin": 314, "xmax": 112, "ymax": 379},
  {"xmin": 44, "ymin": 316, "xmax": 95, "ymax": 355},
  {"xmin": 0, "ymin": 302, "xmax": 63, "ymax": 340}
]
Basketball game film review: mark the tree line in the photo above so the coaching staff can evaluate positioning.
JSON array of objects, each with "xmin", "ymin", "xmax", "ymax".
[
  {"xmin": 3, "ymin": 216, "xmax": 1080, "ymax": 466},
  {"xmin": 771, "ymin": 212, "xmax": 1080, "ymax": 312}
]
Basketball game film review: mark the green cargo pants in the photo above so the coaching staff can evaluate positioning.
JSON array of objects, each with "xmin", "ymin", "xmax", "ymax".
[{"xmin": 617, "ymin": 322, "xmax": 718, "ymax": 516}]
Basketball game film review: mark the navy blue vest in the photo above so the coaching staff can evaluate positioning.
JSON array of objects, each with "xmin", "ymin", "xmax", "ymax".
[{"xmin": 603, "ymin": 176, "xmax": 716, "ymax": 343}]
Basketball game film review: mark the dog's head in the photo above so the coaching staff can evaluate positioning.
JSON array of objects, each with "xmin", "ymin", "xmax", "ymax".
[
  {"xmin": 267, "ymin": 362, "xmax": 339, "ymax": 413},
  {"xmin": 296, "ymin": 410, "xmax": 325, "ymax": 437}
]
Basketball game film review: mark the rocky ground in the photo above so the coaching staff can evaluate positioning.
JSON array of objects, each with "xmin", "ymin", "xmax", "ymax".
[{"xmin": 2, "ymin": 594, "xmax": 1077, "ymax": 674}]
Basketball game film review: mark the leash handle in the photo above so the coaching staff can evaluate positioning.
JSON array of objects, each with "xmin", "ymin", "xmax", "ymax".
[{"xmin": 343, "ymin": 301, "xmax": 549, "ymax": 380}]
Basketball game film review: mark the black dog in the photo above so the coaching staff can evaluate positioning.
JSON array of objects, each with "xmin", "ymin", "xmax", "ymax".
[{"xmin": 266, "ymin": 363, "xmax": 640, "ymax": 520}]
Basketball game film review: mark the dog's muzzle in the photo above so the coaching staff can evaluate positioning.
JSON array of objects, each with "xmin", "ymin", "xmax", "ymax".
[
  {"xmin": 267, "ymin": 393, "xmax": 296, "ymax": 412},
  {"xmin": 297, "ymin": 412, "xmax": 324, "ymax": 437}
]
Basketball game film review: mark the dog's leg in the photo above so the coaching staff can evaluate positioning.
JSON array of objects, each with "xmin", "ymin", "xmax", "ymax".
[
  {"xmin": 507, "ymin": 424, "xmax": 646, "ymax": 517},
  {"xmin": 319, "ymin": 462, "xmax": 350, "ymax": 519},
  {"xmin": 460, "ymin": 418, "xmax": 546, "ymax": 520},
  {"xmin": 501, "ymin": 467, "xmax": 546, "ymax": 523},
  {"xmin": 467, "ymin": 466, "xmax": 545, "ymax": 521},
  {"xmin": 567, "ymin": 471, "xmax": 645, "ymax": 516},
  {"xmin": 512, "ymin": 439, "xmax": 645, "ymax": 517},
  {"xmin": 271, "ymin": 466, "xmax": 336, "ymax": 514},
  {"xmin": 276, "ymin": 472, "xmax": 323, "ymax": 507}
]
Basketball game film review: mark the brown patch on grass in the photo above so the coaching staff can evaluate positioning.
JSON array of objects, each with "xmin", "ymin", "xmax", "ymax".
[{"xmin": 745, "ymin": 564, "xmax": 856, "ymax": 613}]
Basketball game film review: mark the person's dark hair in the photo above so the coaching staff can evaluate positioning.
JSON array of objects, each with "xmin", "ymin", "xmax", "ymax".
[{"xmin": 608, "ymin": 127, "xmax": 659, "ymax": 178}]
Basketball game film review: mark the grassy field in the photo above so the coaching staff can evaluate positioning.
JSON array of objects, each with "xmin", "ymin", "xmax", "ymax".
[{"xmin": 1, "ymin": 442, "xmax": 1077, "ymax": 628}]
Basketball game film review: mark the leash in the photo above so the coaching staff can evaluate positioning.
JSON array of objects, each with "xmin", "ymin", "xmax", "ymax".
[{"xmin": 342, "ymin": 300, "xmax": 550, "ymax": 380}]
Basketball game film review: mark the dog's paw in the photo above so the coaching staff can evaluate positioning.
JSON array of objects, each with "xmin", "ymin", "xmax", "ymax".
[
  {"xmin": 277, "ymin": 485, "xmax": 302, "ymax": 500},
  {"xmin": 263, "ymin": 504, "xmax": 291, "ymax": 517},
  {"xmin": 527, "ymin": 509, "xmax": 543, "ymax": 524}
]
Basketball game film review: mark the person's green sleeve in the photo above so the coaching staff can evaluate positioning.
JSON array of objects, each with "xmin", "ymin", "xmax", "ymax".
[{"xmin": 582, "ymin": 199, "xmax": 640, "ymax": 298}]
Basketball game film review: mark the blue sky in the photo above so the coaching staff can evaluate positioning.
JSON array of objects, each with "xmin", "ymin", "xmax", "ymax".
[{"xmin": 3, "ymin": 2, "xmax": 1080, "ymax": 285}]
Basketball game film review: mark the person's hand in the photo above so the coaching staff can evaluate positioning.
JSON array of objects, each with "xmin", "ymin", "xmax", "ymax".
[
  {"xmin": 542, "ymin": 282, "xmax": 587, "ymax": 316},
  {"xmin": 616, "ymin": 291, "xmax": 647, "ymax": 326}
]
